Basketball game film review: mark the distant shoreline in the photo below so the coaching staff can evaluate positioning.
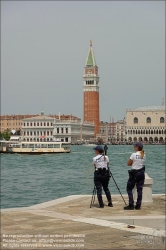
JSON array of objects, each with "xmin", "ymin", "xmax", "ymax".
[{"xmin": 71, "ymin": 143, "xmax": 166, "ymax": 146}]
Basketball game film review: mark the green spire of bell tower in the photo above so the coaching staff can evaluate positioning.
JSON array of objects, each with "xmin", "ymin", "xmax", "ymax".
[{"xmin": 85, "ymin": 40, "xmax": 97, "ymax": 67}]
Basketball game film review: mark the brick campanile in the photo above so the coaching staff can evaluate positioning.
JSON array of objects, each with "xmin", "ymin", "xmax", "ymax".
[{"xmin": 83, "ymin": 40, "xmax": 100, "ymax": 137}]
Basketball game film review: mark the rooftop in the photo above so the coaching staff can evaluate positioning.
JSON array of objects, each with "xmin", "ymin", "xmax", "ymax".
[
  {"xmin": 23, "ymin": 114, "xmax": 54, "ymax": 120},
  {"xmin": 54, "ymin": 120, "xmax": 94, "ymax": 125},
  {"xmin": 0, "ymin": 115, "xmax": 38, "ymax": 120},
  {"xmin": 127, "ymin": 106, "xmax": 166, "ymax": 111},
  {"xmin": 50, "ymin": 114, "xmax": 81, "ymax": 121},
  {"xmin": 0, "ymin": 113, "xmax": 81, "ymax": 121}
]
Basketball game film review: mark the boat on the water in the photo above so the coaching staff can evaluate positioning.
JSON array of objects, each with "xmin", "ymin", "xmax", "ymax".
[{"xmin": 0, "ymin": 141, "xmax": 71, "ymax": 154}]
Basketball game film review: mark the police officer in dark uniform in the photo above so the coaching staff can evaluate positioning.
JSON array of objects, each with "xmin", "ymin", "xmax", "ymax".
[
  {"xmin": 124, "ymin": 142, "xmax": 146, "ymax": 210},
  {"xmin": 104, "ymin": 144, "xmax": 108, "ymax": 155},
  {"xmin": 93, "ymin": 145, "xmax": 113, "ymax": 208}
]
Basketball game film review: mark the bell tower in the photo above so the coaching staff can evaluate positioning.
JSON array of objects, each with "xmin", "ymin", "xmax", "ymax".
[{"xmin": 83, "ymin": 40, "xmax": 100, "ymax": 137}]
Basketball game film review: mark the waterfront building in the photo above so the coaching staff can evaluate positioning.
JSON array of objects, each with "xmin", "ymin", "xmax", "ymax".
[
  {"xmin": 126, "ymin": 106, "xmax": 166, "ymax": 143},
  {"xmin": 22, "ymin": 112, "xmax": 54, "ymax": 142},
  {"xmin": 53, "ymin": 119, "xmax": 94, "ymax": 143},
  {"xmin": 97, "ymin": 119, "xmax": 125, "ymax": 143},
  {"xmin": 116, "ymin": 119, "xmax": 126, "ymax": 142},
  {"xmin": 0, "ymin": 113, "xmax": 80, "ymax": 135},
  {"xmin": 0, "ymin": 114, "xmax": 38, "ymax": 133},
  {"xmin": 21, "ymin": 112, "xmax": 94, "ymax": 143},
  {"xmin": 97, "ymin": 122, "xmax": 111, "ymax": 143},
  {"xmin": 109, "ymin": 117, "xmax": 117, "ymax": 141},
  {"xmin": 83, "ymin": 40, "xmax": 100, "ymax": 137}
]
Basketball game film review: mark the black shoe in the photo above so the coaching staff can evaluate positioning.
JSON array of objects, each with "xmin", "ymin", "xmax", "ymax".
[
  {"xmin": 135, "ymin": 204, "xmax": 141, "ymax": 210},
  {"xmin": 99, "ymin": 203, "xmax": 104, "ymax": 208},
  {"xmin": 124, "ymin": 205, "xmax": 134, "ymax": 210},
  {"xmin": 108, "ymin": 202, "xmax": 113, "ymax": 207}
]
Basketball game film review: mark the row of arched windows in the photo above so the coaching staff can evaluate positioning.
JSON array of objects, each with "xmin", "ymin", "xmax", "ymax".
[
  {"xmin": 23, "ymin": 138, "xmax": 52, "ymax": 142},
  {"xmin": 86, "ymin": 80, "xmax": 94, "ymax": 85},
  {"xmin": 127, "ymin": 129, "xmax": 166, "ymax": 135},
  {"xmin": 134, "ymin": 117, "xmax": 165, "ymax": 123},
  {"xmin": 128, "ymin": 137, "xmax": 165, "ymax": 142}
]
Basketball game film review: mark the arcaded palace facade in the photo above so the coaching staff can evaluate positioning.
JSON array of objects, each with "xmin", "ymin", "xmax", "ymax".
[{"xmin": 126, "ymin": 106, "xmax": 166, "ymax": 143}]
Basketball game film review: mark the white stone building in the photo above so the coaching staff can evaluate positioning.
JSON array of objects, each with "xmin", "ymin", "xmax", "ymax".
[
  {"xmin": 53, "ymin": 119, "xmax": 94, "ymax": 143},
  {"xmin": 116, "ymin": 119, "xmax": 126, "ymax": 142},
  {"xmin": 96, "ymin": 119, "xmax": 126, "ymax": 143},
  {"xmin": 126, "ymin": 106, "xmax": 166, "ymax": 143},
  {"xmin": 97, "ymin": 122, "xmax": 110, "ymax": 143},
  {"xmin": 21, "ymin": 112, "xmax": 54, "ymax": 142}
]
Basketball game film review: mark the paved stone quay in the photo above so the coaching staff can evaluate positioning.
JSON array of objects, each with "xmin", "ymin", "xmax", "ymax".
[{"xmin": 1, "ymin": 194, "xmax": 165, "ymax": 249}]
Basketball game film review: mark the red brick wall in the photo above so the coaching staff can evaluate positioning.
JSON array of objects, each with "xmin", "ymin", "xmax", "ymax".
[{"xmin": 84, "ymin": 91, "xmax": 100, "ymax": 136}]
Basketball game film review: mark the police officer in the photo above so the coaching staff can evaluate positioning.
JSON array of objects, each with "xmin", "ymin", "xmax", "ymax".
[
  {"xmin": 93, "ymin": 145, "xmax": 113, "ymax": 208},
  {"xmin": 104, "ymin": 144, "xmax": 108, "ymax": 155},
  {"xmin": 124, "ymin": 142, "xmax": 146, "ymax": 210}
]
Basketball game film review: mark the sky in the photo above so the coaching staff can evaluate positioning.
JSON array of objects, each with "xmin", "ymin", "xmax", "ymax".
[{"xmin": 1, "ymin": 1, "xmax": 165, "ymax": 122}]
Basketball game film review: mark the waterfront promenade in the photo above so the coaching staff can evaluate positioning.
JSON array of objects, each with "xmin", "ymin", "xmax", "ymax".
[{"xmin": 1, "ymin": 194, "xmax": 165, "ymax": 249}]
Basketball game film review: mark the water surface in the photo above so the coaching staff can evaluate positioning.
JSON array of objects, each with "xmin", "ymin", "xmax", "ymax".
[{"xmin": 1, "ymin": 145, "xmax": 165, "ymax": 208}]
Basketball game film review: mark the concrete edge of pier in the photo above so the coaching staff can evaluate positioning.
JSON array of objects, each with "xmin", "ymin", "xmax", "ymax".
[{"xmin": 1, "ymin": 193, "xmax": 165, "ymax": 212}]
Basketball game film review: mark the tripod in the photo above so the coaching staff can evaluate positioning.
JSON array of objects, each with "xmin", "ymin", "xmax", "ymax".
[
  {"xmin": 109, "ymin": 170, "xmax": 127, "ymax": 205},
  {"xmin": 90, "ymin": 185, "xmax": 97, "ymax": 208},
  {"xmin": 90, "ymin": 170, "xmax": 127, "ymax": 208}
]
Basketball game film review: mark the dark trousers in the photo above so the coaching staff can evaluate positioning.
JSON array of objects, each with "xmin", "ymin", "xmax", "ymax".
[
  {"xmin": 126, "ymin": 170, "xmax": 145, "ymax": 206},
  {"xmin": 94, "ymin": 171, "xmax": 112, "ymax": 205}
]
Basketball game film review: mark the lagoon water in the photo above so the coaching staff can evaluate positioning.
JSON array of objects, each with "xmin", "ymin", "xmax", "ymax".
[{"xmin": 1, "ymin": 145, "xmax": 165, "ymax": 209}]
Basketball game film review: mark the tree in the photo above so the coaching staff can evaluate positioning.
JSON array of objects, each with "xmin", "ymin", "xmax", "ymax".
[{"xmin": 1, "ymin": 130, "xmax": 11, "ymax": 141}]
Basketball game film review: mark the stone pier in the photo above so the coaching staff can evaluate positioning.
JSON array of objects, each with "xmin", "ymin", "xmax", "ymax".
[{"xmin": 1, "ymin": 194, "xmax": 165, "ymax": 249}]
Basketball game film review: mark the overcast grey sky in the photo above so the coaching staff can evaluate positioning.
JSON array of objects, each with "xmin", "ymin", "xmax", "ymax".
[{"xmin": 1, "ymin": 1, "xmax": 165, "ymax": 121}]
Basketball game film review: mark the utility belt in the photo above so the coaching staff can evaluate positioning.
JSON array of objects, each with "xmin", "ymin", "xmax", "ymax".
[
  {"xmin": 128, "ymin": 166, "xmax": 145, "ymax": 178},
  {"xmin": 95, "ymin": 168, "xmax": 109, "ymax": 175}
]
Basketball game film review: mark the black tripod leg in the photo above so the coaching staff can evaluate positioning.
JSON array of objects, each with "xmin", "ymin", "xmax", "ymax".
[
  {"xmin": 110, "ymin": 172, "xmax": 127, "ymax": 205},
  {"xmin": 93, "ymin": 186, "xmax": 96, "ymax": 204},
  {"xmin": 90, "ymin": 191, "xmax": 93, "ymax": 208},
  {"xmin": 90, "ymin": 186, "xmax": 96, "ymax": 208},
  {"xmin": 91, "ymin": 189, "xmax": 95, "ymax": 205}
]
